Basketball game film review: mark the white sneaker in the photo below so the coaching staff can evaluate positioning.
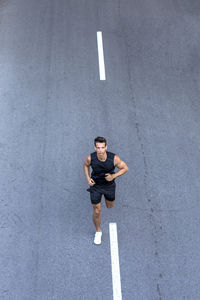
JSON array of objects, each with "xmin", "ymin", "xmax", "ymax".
[{"xmin": 94, "ymin": 231, "xmax": 102, "ymax": 245}]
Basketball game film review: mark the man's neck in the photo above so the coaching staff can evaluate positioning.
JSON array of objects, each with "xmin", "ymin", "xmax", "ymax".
[{"xmin": 97, "ymin": 152, "xmax": 107, "ymax": 162}]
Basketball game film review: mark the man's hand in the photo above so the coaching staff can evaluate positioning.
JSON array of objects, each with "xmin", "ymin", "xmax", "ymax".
[
  {"xmin": 105, "ymin": 173, "xmax": 114, "ymax": 182},
  {"xmin": 88, "ymin": 178, "xmax": 96, "ymax": 186}
]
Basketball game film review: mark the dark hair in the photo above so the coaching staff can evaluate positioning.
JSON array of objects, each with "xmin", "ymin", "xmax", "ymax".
[{"xmin": 94, "ymin": 136, "xmax": 107, "ymax": 146}]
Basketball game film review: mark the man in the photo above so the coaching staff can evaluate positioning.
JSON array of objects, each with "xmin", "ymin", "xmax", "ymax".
[{"xmin": 83, "ymin": 136, "xmax": 128, "ymax": 245}]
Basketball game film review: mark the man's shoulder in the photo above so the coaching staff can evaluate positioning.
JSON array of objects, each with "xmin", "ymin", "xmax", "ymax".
[
  {"xmin": 107, "ymin": 151, "xmax": 116, "ymax": 158},
  {"xmin": 85, "ymin": 154, "xmax": 91, "ymax": 162},
  {"xmin": 90, "ymin": 152, "xmax": 97, "ymax": 160},
  {"xmin": 113, "ymin": 154, "xmax": 121, "ymax": 166}
]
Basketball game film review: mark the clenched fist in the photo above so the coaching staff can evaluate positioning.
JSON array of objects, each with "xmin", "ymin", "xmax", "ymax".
[
  {"xmin": 88, "ymin": 178, "xmax": 96, "ymax": 186},
  {"xmin": 105, "ymin": 173, "xmax": 114, "ymax": 182}
]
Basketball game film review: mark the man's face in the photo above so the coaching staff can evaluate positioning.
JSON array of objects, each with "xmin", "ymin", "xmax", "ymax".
[{"xmin": 94, "ymin": 142, "xmax": 107, "ymax": 157}]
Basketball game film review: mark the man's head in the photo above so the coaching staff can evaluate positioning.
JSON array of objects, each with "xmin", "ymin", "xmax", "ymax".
[{"xmin": 94, "ymin": 136, "xmax": 107, "ymax": 157}]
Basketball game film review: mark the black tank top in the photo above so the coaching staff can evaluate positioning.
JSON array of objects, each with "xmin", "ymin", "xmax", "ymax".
[{"xmin": 90, "ymin": 151, "xmax": 115, "ymax": 185}]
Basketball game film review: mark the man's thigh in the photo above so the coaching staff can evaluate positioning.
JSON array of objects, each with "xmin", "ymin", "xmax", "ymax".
[
  {"xmin": 103, "ymin": 183, "xmax": 116, "ymax": 202},
  {"xmin": 90, "ymin": 188, "xmax": 102, "ymax": 205}
]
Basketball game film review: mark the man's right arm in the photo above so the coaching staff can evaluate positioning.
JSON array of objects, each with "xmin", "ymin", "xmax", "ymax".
[{"xmin": 83, "ymin": 155, "xmax": 96, "ymax": 186}]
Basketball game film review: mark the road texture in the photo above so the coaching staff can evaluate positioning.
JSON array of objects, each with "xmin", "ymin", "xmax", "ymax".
[{"xmin": 0, "ymin": 0, "xmax": 200, "ymax": 299}]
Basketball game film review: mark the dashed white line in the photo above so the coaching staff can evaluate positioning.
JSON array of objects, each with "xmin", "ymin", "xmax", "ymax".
[
  {"xmin": 109, "ymin": 223, "xmax": 122, "ymax": 300},
  {"xmin": 97, "ymin": 31, "xmax": 106, "ymax": 80}
]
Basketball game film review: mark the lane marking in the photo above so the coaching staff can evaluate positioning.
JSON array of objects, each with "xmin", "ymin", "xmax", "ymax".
[
  {"xmin": 109, "ymin": 223, "xmax": 122, "ymax": 300},
  {"xmin": 97, "ymin": 31, "xmax": 106, "ymax": 80}
]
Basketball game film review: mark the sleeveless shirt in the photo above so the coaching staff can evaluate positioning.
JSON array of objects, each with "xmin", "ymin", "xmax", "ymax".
[{"xmin": 90, "ymin": 151, "xmax": 115, "ymax": 186}]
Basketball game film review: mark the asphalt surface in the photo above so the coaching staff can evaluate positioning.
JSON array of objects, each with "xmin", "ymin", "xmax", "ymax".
[{"xmin": 0, "ymin": 0, "xmax": 200, "ymax": 299}]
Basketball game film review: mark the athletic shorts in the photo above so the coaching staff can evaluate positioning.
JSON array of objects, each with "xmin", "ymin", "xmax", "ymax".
[{"xmin": 87, "ymin": 182, "xmax": 116, "ymax": 205}]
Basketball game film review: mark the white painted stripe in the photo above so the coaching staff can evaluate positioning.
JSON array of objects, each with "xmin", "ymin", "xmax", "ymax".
[
  {"xmin": 97, "ymin": 31, "xmax": 106, "ymax": 80},
  {"xmin": 109, "ymin": 223, "xmax": 122, "ymax": 300}
]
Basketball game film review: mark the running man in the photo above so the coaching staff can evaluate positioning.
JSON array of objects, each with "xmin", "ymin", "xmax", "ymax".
[{"xmin": 83, "ymin": 137, "xmax": 128, "ymax": 245}]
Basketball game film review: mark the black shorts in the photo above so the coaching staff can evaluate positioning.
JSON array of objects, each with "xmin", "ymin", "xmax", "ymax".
[{"xmin": 87, "ymin": 182, "xmax": 116, "ymax": 205}]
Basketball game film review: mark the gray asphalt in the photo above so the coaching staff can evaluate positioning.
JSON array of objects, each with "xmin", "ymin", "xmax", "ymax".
[{"xmin": 0, "ymin": 1, "xmax": 200, "ymax": 299}]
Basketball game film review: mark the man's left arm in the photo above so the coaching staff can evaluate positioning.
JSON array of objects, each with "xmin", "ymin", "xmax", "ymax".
[{"xmin": 105, "ymin": 155, "xmax": 128, "ymax": 181}]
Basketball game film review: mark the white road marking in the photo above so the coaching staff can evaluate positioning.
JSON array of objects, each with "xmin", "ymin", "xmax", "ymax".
[
  {"xmin": 109, "ymin": 223, "xmax": 122, "ymax": 300},
  {"xmin": 97, "ymin": 31, "xmax": 106, "ymax": 80}
]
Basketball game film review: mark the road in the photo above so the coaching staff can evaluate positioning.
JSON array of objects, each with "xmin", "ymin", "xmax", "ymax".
[{"xmin": 0, "ymin": 0, "xmax": 200, "ymax": 299}]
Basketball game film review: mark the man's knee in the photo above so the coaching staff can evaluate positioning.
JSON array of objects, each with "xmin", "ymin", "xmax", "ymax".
[
  {"xmin": 93, "ymin": 204, "xmax": 101, "ymax": 216},
  {"xmin": 105, "ymin": 200, "xmax": 115, "ymax": 208}
]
